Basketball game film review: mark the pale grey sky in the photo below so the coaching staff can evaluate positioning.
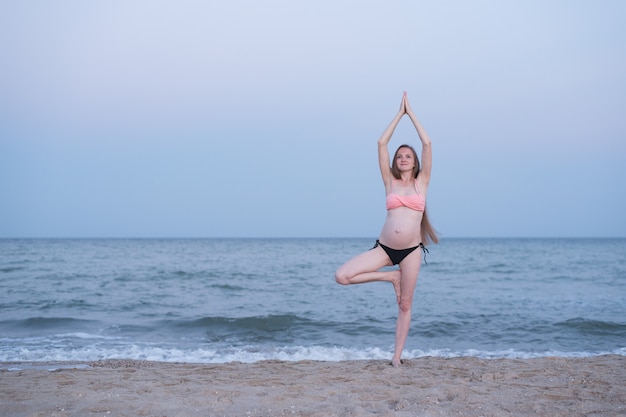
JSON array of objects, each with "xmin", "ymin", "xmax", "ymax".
[{"xmin": 1, "ymin": 0, "xmax": 624, "ymax": 238}]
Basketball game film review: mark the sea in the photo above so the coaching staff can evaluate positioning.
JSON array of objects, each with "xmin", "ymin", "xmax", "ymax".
[{"xmin": 1, "ymin": 238, "xmax": 625, "ymax": 365}]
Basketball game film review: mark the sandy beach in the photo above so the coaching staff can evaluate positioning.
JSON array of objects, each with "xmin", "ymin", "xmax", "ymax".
[{"xmin": 1, "ymin": 355, "xmax": 624, "ymax": 417}]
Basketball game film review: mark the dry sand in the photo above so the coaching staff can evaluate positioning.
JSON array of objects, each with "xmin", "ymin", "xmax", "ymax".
[{"xmin": 1, "ymin": 355, "xmax": 624, "ymax": 416}]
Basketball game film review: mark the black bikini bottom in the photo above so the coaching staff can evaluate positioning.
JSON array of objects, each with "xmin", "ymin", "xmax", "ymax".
[{"xmin": 372, "ymin": 240, "xmax": 429, "ymax": 265}]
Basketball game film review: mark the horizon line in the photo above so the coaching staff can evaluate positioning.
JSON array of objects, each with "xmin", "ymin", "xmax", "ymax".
[{"xmin": 1, "ymin": 236, "xmax": 624, "ymax": 240}]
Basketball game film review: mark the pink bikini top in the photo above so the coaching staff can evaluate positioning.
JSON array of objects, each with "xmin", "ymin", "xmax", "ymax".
[{"xmin": 385, "ymin": 180, "xmax": 425, "ymax": 212}]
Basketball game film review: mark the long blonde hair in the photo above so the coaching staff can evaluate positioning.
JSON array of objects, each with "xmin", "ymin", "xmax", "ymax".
[{"xmin": 391, "ymin": 144, "xmax": 439, "ymax": 245}]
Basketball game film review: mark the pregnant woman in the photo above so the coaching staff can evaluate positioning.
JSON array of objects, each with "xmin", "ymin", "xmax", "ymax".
[{"xmin": 335, "ymin": 92, "xmax": 438, "ymax": 367}]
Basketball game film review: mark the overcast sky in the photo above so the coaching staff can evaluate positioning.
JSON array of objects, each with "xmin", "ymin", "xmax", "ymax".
[{"xmin": 1, "ymin": 0, "xmax": 624, "ymax": 238}]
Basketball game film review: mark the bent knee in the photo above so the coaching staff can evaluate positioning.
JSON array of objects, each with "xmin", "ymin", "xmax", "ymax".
[{"xmin": 335, "ymin": 269, "xmax": 351, "ymax": 285}]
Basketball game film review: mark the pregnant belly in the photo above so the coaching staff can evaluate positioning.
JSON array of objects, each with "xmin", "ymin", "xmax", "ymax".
[{"xmin": 380, "ymin": 211, "xmax": 422, "ymax": 248}]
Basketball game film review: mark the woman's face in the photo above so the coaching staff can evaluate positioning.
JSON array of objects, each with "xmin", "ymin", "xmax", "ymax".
[{"xmin": 395, "ymin": 147, "xmax": 415, "ymax": 172}]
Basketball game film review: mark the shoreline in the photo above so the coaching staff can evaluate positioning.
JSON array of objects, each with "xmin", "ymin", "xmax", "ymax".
[{"xmin": 2, "ymin": 355, "xmax": 624, "ymax": 416}]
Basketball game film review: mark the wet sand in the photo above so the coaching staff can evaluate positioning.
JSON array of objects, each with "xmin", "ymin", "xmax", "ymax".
[{"xmin": 1, "ymin": 355, "xmax": 624, "ymax": 416}]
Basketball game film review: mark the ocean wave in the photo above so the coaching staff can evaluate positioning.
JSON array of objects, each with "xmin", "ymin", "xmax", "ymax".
[
  {"xmin": 165, "ymin": 313, "xmax": 311, "ymax": 332},
  {"xmin": 0, "ymin": 266, "xmax": 26, "ymax": 273},
  {"xmin": 1, "ymin": 343, "xmax": 624, "ymax": 364},
  {"xmin": 0, "ymin": 316, "xmax": 96, "ymax": 331},
  {"xmin": 159, "ymin": 314, "xmax": 390, "ymax": 343},
  {"xmin": 555, "ymin": 318, "xmax": 626, "ymax": 335}
]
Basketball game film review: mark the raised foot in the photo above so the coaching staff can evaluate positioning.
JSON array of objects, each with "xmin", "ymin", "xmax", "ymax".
[{"xmin": 391, "ymin": 270, "xmax": 402, "ymax": 304}]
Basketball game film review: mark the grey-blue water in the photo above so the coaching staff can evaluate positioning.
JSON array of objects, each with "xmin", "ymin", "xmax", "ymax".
[{"xmin": 1, "ymin": 238, "xmax": 624, "ymax": 363}]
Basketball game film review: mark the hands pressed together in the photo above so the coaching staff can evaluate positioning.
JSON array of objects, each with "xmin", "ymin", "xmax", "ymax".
[{"xmin": 398, "ymin": 91, "xmax": 415, "ymax": 117}]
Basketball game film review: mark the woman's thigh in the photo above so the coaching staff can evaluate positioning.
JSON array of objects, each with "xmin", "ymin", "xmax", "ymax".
[{"xmin": 336, "ymin": 245, "xmax": 392, "ymax": 278}]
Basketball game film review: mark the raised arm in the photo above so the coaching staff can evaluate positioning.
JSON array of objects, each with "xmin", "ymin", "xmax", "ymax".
[
  {"xmin": 404, "ymin": 94, "xmax": 432, "ymax": 185},
  {"xmin": 378, "ymin": 94, "xmax": 406, "ymax": 188}
]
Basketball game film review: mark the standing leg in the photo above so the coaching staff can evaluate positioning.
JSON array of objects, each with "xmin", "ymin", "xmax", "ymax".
[{"xmin": 391, "ymin": 250, "xmax": 422, "ymax": 367}]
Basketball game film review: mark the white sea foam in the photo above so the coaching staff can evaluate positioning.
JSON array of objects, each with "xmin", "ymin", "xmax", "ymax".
[
  {"xmin": 406, "ymin": 347, "xmax": 626, "ymax": 360},
  {"xmin": 1, "ymin": 344, "xmax": 624, "ymax": 364}
]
